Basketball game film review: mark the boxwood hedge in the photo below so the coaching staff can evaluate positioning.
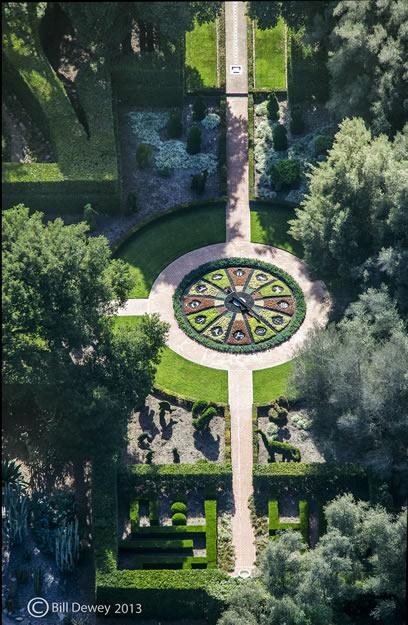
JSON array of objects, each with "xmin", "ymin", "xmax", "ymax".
[
  {"xmin": 2, "ymin": 3, "xmax": 119, "ymax": 214},
  {"xmin": 173, "ymin": 257, "xmax": 306, "ymax": 353}
]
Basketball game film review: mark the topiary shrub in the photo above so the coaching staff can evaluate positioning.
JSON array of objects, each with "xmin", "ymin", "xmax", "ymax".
[
  {"xmin": 171, "ymin": 502, "xmax": 187, "ymax": 514},
  {"xmin": 268, "ymin": 401, "xmax": 288, "ymax": 425},
  {"xmin": 193, "ymin": 406, "xmax": 217, "ymax": 431},
  {"xmin": 138, "ymin": 431, "xmax": 153, "ymax": 450},
  {"xmin": 290, "ymin": 107, "xmax": 305, "ymax": 135},
  {"xmin": 193, "ymin": 96, "xmax": 207, "ymax": 121},
  {"xmin": 267, "ymin": 92, "xmax": 279, "ymax": 121},
  {"xmin": 192, "ymin": 400, "xmax": 208, "ymax": 418},
  {"xmin": 186, "ymin": 126, "xmax": 202, "ymax": 154},
  {"xmin": 191, "ymin": 169, "xmax": 208, "ymax": 194},
  {"xmin": 136, "ymin": 143, "xmax": 152, "ymax": 168},
  {"xmin": 125, "ymin": 191, "xmax": 138, "ymax": 214},
  {"xmin": 83, "ymin": 203, "xmax": 98, "ymax": 230},
  {"xmin": 272, "ymin": 124, "xmax": 288, "ymax": 151},
  {"xmin": 167, "ymin": 111, "xmax": 183, "ymax": 138},
  {"xmin": 172, "ymin": 512, "xmax": 187, "ymax": 526},
  {"xmin": 269, "ymin": 159, "xmax": 300, "ymax": 190},
  {"xmin": 314, "ymin": 134, "xmax": 332, "ymax": 157}
]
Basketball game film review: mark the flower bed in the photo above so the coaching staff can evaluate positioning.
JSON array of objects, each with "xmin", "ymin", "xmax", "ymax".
[
  {"xmin": 119, "ymin": 100, "xmax": 221, "ymax": 226},
  {"xmin": 173, "ymin": 257, "xmax": 306, "ymax": 354},
  {"xmin": 253, "ymin": 97, "xmax": 335, "ymax": 204}
]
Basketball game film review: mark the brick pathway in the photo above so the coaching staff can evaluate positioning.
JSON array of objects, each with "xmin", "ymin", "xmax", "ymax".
[{"xmin": 116, "ymin": 1, "xmax": 330, "ymax": 579}]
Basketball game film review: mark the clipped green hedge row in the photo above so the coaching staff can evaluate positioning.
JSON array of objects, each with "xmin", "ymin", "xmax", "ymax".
[
  {"xmin": 173, "ymin": 257, "xmax": 306, "ymax": 353},
  {"xmin": 131, "ymin": 525, "xmax": 206, "ymax": 536},
  {"xmin": 119, "ymin": 539, "xmax": 194, "ymax": 551},
  {"xmin": 254, "ymin": 463, "xmax": 368, "ymax": 500},
  {"xmin": 268, "ymin": 499, "xmax": 309, "ymax": 544},
  {"xmin": 204, "ymin": 500, "xmax": 217, "ymax": 569},
  {"xmin": 96, "ymin": 569, "xmax": 236, "ymax": 621}
]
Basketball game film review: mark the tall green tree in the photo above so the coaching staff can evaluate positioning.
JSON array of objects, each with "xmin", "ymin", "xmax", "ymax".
[
  {"xmin": 289, "ymin": 117, "xmax": 408, "ymax": 312},
  {"xmin": 218, "ymin": 495, "xmax": 407, "ymax": 625},
  {"xmin": 2, "ymin": 205, "xmax": 168, "ymax": 464},
  {"xmin": 328, "ymin": 0, "xmax": 408, "ymax": 136},
  {"xmin": 291, "ymin": 288, "xmax": 408, "ymax": 493}
]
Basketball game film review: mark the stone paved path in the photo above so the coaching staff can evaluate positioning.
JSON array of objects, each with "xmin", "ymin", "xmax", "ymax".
[{"xmin": 116, "ymin": 0, "xmax": 330, "ymax": 579}]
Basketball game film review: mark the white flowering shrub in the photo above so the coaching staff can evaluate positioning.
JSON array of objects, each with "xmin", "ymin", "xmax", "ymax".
[
  {"xmin": 291, "ymin": 413, "xmax": 312, "ymax": 431},
  {"xmin": 201, "ymin": 113, "xmax": 221, "ymax": 130},
  {"xmin": 128, "ymin": 112, "xmax": 168, "ymax": 148},
  {"xmin": 266, "ymin": 422, "xmax": 279, "ymax": 440},
  {"xmin": 155, "ymin": 140, "xmax": 217, "ymax": 172},
  {"xmin": 255, "ymin": 119, "xmax": 273, "ymax": 144},
  {"xmin": 128, "ymin": 111, "xmax": 217, "ymax": 173},
  {"xmin": 255, "ymin": 100, "xmax": 269, "ymax": 116}
]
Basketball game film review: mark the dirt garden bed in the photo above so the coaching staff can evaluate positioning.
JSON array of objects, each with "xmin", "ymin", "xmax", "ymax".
[
  {"xmin": 127, "ymin": 393, "xmax": 226, "ymax": 465},
  {"xmin": 256, "ymin": 406, "xmax": 325, "ymax": 464}
]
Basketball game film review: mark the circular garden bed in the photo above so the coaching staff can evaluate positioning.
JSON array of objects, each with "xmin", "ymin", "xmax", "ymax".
[{"xmin": 173, "ymin": 258, "xmax": 306, "ymax": 353}]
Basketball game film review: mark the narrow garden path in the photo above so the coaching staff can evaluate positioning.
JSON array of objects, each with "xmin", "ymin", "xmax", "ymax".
[{"xmin": 116, "ymin": 0, "xmax": 330, "ymax": 578}]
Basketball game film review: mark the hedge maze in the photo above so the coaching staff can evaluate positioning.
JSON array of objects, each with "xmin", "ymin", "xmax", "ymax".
[
  {"xmin": 93, "ymin": 460, "xmax": 235, "ymax": 621},
  {"xmin": 120, "ymin": 498, "xmax": 217, "ymax": 570}
]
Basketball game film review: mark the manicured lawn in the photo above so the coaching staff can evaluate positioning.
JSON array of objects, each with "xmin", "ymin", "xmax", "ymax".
[
  {"xmin": 185, "ymin": 20, "xmax": 218, "ymax": 89},
  {"xmin": 254, "ymin": 18, "xmax": 286, "ymax": 91},
  {"xmin": 250, "ymin": 203, "xmax": 303, "ymax": 257},
  {"xmin": 112, "ymin": 317, "xmax": 228, "ymax": 404},
  {"xmin": 156, "ymin": 347, "xmax": 228, "ymax": 404},
  {"xmin": 253, "ymin": 361, "xmax": 296, "ymax": 405},
  {"xmin": 116, "ymin": 203, "xmax": 226, "ymax": 298}
]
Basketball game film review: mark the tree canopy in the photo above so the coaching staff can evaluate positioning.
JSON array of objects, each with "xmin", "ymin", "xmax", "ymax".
[
  {"xmin": 2, "ymin": 205, "xmax": 168, "ymax": 465},
  {"xmin": 328, "ymin": 0, "xmax": 408, "ymax": 137},
  {"xmin": 218, "ymin": 495, "xmax": 407, "ymax": 625},
  {"xmin": 291, "ymin": 287, "xmax": 408, "ymax": 494},
  {"xmin": 290, "ymin": 117, "xmax": 408, "ymax": 313}
]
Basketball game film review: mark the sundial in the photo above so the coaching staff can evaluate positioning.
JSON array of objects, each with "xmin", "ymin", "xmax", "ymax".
[{"xmin": 174, "ymin": 259, "xmax": 305, "ymax": 353}]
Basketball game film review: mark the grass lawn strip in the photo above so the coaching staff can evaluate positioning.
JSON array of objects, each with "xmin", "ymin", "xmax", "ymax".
[
  {"xmin": 250, "ymin": 204, "xmax": 302, "ymax": 257},
  {"xmin": 186, "ymin": 20, "xmax": 218, "ymax": 89},
  {"xmin": 253, "ymin": 361, "xmax": 295, "ymax": 404},
  {"xmin": 254, "ymin": 18, "xmax": 286, "ymax": 91}
]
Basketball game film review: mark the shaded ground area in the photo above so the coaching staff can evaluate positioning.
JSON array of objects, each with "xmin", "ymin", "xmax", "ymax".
[
  {"xmin": 127, "ymin": 393, "xmax": 225, "ymax": 464},
  {"xmin": 2, "ymin": 93, "xmax": 53, "ymax": 163}
]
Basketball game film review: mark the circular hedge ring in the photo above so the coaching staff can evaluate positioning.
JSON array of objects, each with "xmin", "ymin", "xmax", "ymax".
[{"xmin": 173, "ymin": 258, "xmax": 306, "ymax": 354}]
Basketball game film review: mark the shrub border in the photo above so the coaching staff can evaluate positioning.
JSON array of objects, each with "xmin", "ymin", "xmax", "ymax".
[{"xmin": 173, "ymin": 257, "xmax": 306, "ymax": 353}]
